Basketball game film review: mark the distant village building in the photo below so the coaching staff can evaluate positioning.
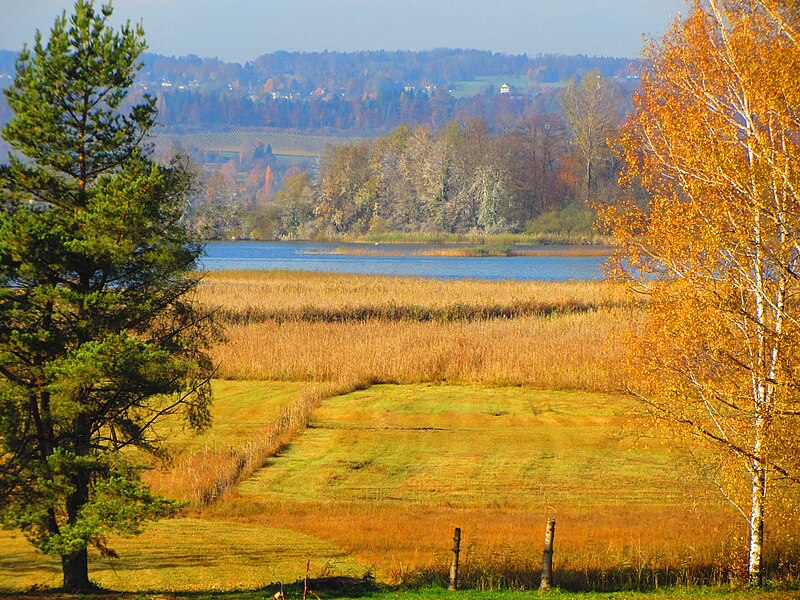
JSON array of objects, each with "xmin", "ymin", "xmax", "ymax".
[{"xmin": 499, "ymin": 83, "xmax": 511, "ymax": 94}]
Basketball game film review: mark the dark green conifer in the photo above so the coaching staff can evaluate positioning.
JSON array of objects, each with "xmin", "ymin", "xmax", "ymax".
[{"xmin": 0, "ymin": 1, "xmax": 215, "ymax": 591}]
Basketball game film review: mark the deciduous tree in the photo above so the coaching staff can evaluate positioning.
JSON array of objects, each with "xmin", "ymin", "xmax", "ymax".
[
  {"xmin": 609, "ymin": 0, "xmax": 800, "ymax": 585},
  {"xmin": 0, "ymin": 1, "xmax": 215, "ymax": 591},
  {"xmin": 560, "ymin": 70, "xmax": 618, "ymax": 201}
]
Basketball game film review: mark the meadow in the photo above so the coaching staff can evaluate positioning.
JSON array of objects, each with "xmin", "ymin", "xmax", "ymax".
[
  {"xmin": 3, "ymin": 270, "xmax": 799, "ymax": 594},
  {"xmin": 155, "ymin": 129, "xmax": 372, "ymax": 159}
]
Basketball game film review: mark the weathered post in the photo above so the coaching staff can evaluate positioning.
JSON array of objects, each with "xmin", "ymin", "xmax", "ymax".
[
  {"xmin": 540, "ymin": 518, "xmax": 556, "ymax": 591},
  {"xmin": 449, "ymin": 527, "xmax": 462, "ymax": 591}
]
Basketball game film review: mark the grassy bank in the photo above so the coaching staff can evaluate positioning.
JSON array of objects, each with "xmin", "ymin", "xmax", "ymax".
[{"xmin": 317, "ymin": 231, "xmax": 611, "ymax": 246}]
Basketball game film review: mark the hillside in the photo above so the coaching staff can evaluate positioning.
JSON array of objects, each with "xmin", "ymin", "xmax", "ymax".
[{"xmin": 0, "ymin": 49, "xmax": 640, "ymax": 135}]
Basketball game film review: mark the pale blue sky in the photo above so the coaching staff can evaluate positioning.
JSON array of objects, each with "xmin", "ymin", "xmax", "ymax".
[{"xmin": 2, "ymin": 0, "xmax": 687, "ymax": 62}]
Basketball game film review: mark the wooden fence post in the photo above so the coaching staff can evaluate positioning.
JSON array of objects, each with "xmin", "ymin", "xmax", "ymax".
[
  {"xmin": 540, "ymin": 518, "xmax": 556, "ymax": 590},
  {"xmin": 449, "ymin": 527, "xmax": 462, "ymax": 590}
]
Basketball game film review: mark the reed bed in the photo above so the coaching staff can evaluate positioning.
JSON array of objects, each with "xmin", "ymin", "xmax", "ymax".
[
  {"xmin": 197, "ymin": 270, "xmax": 629, "ymax": 320},
  {"xmin": 201, "ymin": 271, "xmax": 631, "ymax": 391},
  {"xmin": 214, "ymin": 300, "xmax": 607, "ymax": 326},
  {"xmin": 299, "ymin": 246, "xmax": 613, "ymax": 258},
  {"xmin": 211, "ymin": 310, "xmax": 627, "ymax": 391}
]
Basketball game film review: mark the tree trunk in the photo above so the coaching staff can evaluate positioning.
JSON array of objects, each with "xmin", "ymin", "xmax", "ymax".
[
  {"xmin": 62, "ymin": 547, "xmax": 91, "ymax": 592},
  {"xmin": 62, "ymin": 412, "xmax": 92, "ymax": 592},
  {"xmin": 748, "ymin": 465, "xmax": 766, "ymax": 586},
  {"xmin": 586, "ymin": 158, "xmax": 593, "ymax": 201}
]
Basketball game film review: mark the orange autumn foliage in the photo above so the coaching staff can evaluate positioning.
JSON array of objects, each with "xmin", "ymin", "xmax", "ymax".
[{"xmin": 606, "ymin": 0, "xmax": 800, "ymax": 585}]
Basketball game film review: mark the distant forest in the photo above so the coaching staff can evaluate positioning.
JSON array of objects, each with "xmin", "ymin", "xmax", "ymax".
[
  {"xmin": 0, "ymin": 48, "xmax": 641, "ymax": 134},
  {"xmin": 0, "ymin": 49, "xmax": 642, "ymax": 240}
]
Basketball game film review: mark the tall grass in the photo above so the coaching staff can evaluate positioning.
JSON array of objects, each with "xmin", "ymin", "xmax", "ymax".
[
  {"xmin": 211, "ymin": 311, "xmax": 627, "ymax": 390},
  {"xmin": 213, "ymin": 498, "xmax": 797, "ymax": 591},
  {"xmin": 197, "ymin": 271, "xmax": 627, "ymax": 317},
  {"xmin": 200, "ymin": 271, "xmax": 631, "ymax": 391},
  {"xmin": 389, "ymin": 531, "xmax": 800, "ymax": 591}
]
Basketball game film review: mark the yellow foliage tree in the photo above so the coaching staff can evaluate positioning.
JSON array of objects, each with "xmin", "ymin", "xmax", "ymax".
[{"xmin": 607, "ymin": 0, "xmax": 800, "ymax": 586}]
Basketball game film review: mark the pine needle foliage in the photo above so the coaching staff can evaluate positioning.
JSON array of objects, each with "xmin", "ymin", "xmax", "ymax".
[{"xmin": 0, "ymin": 1, "xmax": 216, "ymax": 591}]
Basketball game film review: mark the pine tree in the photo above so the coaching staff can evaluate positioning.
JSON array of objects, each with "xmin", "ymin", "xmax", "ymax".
[{"xmin": 0, "ymin": 1, "xmax": 215, "ymax": 591}]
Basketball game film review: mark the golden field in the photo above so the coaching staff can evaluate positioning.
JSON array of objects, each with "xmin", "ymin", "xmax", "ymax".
[
  {"xmin": 4, "ymin": 270, "xmax": 798, "ymax": 593},
  {"xmin": 198, "ymin": 270, "xmax": 628, "ymax": 318},
  {"xmin": 200, "ymin": 271, "xmax": 632, "ymax": 390}
]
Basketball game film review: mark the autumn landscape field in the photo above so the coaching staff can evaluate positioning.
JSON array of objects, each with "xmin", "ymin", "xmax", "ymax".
[
  {"xmin": 4, "ymin": 0, "xmax": 800, "ymax": 598},
  {"xmin": 2, "ymin": 271, "xmax": 799, "ymax": 594}
]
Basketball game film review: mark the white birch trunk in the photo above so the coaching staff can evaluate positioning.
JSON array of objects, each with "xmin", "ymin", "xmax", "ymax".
[{"xmin": 748, "ymin": 452, "xmax": 766, "ymax": 585}]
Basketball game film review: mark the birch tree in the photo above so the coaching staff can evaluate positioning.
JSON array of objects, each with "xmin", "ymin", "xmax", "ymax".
[
  {"xmin": 608, "ymin": 0, "xmax": 800, "ymax": 585},
  {"xmin": 560, "ymin": 70, "xmax": 618, "ymax": 201}
]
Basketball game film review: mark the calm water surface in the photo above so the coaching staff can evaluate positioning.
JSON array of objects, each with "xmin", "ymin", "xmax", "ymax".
[{"xmin": 201, "ymin": 241, "xmax": 607, "ymax": 281}]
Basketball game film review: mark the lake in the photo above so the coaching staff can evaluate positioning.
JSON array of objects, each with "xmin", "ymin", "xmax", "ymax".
[{"xmin": 201, "ymin": 241, "xmax": 608, "ymax": 281}]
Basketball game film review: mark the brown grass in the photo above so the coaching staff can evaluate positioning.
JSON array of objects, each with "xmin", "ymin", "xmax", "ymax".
[
  {"xmin": 197, "ymin": 270, "xmax": 627, "ymax": 317},
  {"xmin": 210, "ymin": 500, "xmax": 753, "ymax": 589},
  {"xmin": 211, "ymin": 312, "xmax": 627, "ymax": 390},
  {"xmin": 201, "ymin": 271, "xmax": 631, "ymax": 391}
]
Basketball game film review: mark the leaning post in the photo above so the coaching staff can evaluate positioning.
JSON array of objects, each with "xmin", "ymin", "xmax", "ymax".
[
  {"xmin": 540, "ymin": 518, "xmax": 556, "ymax": 591},
  {"xmin": 449, "ymin": 527, "xmax": 462, "ymax": 590}
]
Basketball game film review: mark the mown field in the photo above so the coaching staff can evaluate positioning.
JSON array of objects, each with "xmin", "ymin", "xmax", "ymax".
[
  {"xmin": 155, "ymin": 129, "xmax": 373, "ymax": 158},
  {"xmin": 2, "ymin": 270, "xmax": 799, "ymax": 595}
]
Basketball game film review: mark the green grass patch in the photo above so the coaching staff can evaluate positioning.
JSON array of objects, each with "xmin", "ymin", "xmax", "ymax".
[
  {"xmin": 155, "ymin": 380, "xmax": 307, "ymax": 456},
  {"xmin": 236, "ymin": 384, "xmax": 683, "ymax": 508},
  {"xmin": 155, "ymin": 129, "xmax": 372, "ymax": 159},
  {"xmin": 450, "ymin": 75, "xmax": 530, "ymax": 99}
]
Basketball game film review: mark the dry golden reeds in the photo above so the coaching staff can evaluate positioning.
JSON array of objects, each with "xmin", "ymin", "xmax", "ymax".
[
  {"xmin": 211, "ymin": 310, "xmax": 629, "ymax": 391},
  {"xmin": 200, "ymin": 271, "xmax": 633, "ymax": 391},
  {"xmin": 197, "ymin": 270, "xmax": 628, "ymax": 319}
]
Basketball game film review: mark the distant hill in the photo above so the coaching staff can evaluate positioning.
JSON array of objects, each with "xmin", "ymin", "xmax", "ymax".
[
  {"xmin": 136, "ymin": 49, "xmax": 640, "ymax": 96},
  {"xmin": 0, "ymin": 49, "xmax": 642, "ymax": 135}
]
